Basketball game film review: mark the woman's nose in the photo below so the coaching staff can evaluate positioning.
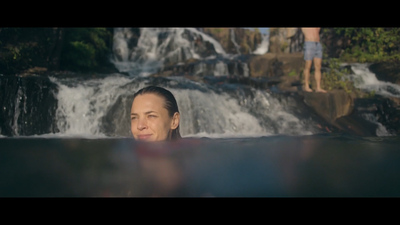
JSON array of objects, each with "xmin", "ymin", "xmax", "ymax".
[{"xmin": 137, "ymin": 118, "xmax": 147, "ymax": 130}]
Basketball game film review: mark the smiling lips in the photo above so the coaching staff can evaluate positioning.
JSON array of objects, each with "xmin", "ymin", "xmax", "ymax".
[{"xmin": 137, "ymin": 134, "xmax": 152, "ymax": 140}]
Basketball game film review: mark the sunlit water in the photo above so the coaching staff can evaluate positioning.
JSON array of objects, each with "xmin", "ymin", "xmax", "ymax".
[{"xmin": 2, "ymin": 28, "xmax": 400, "ymax": 197}]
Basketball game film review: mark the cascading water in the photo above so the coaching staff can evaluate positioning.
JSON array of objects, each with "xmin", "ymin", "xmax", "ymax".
[
  {"xmin": 110, "ymin": 27, "xmax": 258, "ymax": 78},
  {"xmin": 2, "ymin": 28, "xmax": 318, "ymax": 138},
  {"xmin": 48, "ymin": 74, "xmax": 318, "ymax": 138},
  {"xmin": 347, "ymin": 63, "xmax": 400, "ymax": 98},
  {"xmin": 230, "ymin": 28, "xmax": 241, "ymax": 54},
  {"xmin": 49, "ymin": 75, "xmax": 133, "ymax": 137},
  {"xmin": 345, "ymin": 63, "xmax": 400, "ymax": 136},
  {"xmin": 253, "ymin": 31, "xmax": 270, "ymax": 55},
  {"xmin": 111, "ymin": 28, "xmax": 229, "ymax": 77},
  {"xmin": 3, "ymin": 28, "xmax": 398, "ymax": 138}
]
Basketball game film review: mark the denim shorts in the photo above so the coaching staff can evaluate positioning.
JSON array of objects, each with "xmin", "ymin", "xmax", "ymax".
[{"xmin": 303, "ymin": 41, "xmax": 322, "ymax": 60}]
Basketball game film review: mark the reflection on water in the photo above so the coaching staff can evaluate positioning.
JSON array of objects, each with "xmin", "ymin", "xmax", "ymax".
[{"xmin": 1, "ymin": 134, "xmax": 400, "ymax": 197}]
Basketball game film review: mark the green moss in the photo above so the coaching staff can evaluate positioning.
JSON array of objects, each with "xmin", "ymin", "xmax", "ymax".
[{"xmin": 288, "ymin": 69, "xmax": 297, "ymax": 77}]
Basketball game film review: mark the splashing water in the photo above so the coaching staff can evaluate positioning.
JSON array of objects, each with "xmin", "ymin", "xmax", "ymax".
[
  {"xmin": 47, "ymin": 75, "xmax": 316, "ymax": 138},
  {"xmin": 111, "ymin": 28, "xmax": 228, "ymax": 77},
  {"xmin": 253, "ymin": 32, "xmax": 270, "ymax": 55},
  {"xmin": 347, "ymin": 63, "xmax": 400, "ymax": 98},
  {"xmin": 344, "ymin": 63, "xmax": 399, "ymax": 136}
]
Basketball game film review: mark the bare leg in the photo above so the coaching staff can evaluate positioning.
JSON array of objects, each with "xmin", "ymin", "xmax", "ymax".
[
  {"xmin": 313, "ymin": 57, "xmax": 327, "ymax": 93},
  {"xmin": 303, "ymin": 60, "xmax": 313, "ymax": 92}
]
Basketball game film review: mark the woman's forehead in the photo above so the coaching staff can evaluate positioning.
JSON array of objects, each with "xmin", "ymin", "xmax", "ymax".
[{"xmin": 131, "ymin": 93, "xmax": 166, "ymax": 112}]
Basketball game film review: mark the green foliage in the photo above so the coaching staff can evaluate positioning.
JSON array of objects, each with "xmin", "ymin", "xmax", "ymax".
[
  {"xmin": 288, "ymin": 69, "xmax": 297, "ymax": 77},
  {"xmin": 0, "ymin": 28, "xmax": 51, "ymax": 73},
  {"xmin": 334, "ymin": 27, "xmax": 400, "ymax": 63},
  {"xmin": 0, "ymin": 28, "xmax": 113, "ymax": 74},
  {"xmin": 321, "ymin": 58, "xmax": 358, "ymax": 94},
  {"xmin": 60, "ymin": 28, "xmax": 112, "ymax": 72}
]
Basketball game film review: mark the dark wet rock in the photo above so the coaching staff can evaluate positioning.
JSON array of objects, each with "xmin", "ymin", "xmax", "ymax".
[
  {"xmin": 303, "ymin": 90, "xmax": 354, "ymax": 124},
  {"xmin": 301, "ymin": 90, "xmax": 400, "ymax": 136},
  {"xmin": 0, "ymin": 75, "xmax": 59, "ymax": 136},
  {"xmin": 369, "ymin": 62, "xmax": 400, "ymax": 85},
  {"xmin": 300, "ymin": 90, "xmax": 375, "ymax": 136}
]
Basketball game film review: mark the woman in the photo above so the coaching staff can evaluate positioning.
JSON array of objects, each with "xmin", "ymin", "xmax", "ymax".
[{"xmin": 130, "ymin": 86, "xmax": 181, "ymax": 141}]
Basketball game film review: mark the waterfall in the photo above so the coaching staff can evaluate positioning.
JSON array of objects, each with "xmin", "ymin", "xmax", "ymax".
[
  {"xmin": 11, "ymin": 88, "xmax": 23, "ymax": 136},
  {"xmin": 49, "ymin": 75, "xmax": 133, "ymax": 137},
  {"xmin": 46, "ymin": 75, "xmax": 317, "ymax": 138},
  {"xmin": 345, "ymin": 63, "xmax": 399, "ymax": 136},
  {"xmin": 111, "ymin": 28, "xmax": 228, "ymax": 77},
  {"xmin": 253, "ymin": 32, "xmax": 270, "ymax": 55},
  {"xmin": 213, "ymin": 60, "xmax": 229, "ymax": 76},
  {"xmin": 347, "ymin": 63, "xmax": 400, "ymax": 98},
  {"xmin": 230, "ymin": 28, "xmax": 241, "ymax": 54},
  {"xmin": 110, "ymin": 28, "xmax": 255, "ymax": 77}
]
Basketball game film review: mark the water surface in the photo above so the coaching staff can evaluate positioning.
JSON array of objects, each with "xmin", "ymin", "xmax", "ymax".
[{"xmin": 2, "ymin": 134, "xmax": 400, "ymax": 197}]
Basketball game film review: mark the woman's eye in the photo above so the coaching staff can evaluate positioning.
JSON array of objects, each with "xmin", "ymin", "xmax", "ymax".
[{"xmin": 131, "ymin": 117, "xmax": 137, "ymax": 120}]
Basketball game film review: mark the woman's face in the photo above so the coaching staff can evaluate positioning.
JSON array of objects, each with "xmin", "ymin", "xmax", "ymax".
[{"xmin": 131, "ymin": 93, "xmax": 179, "ymax": 142}]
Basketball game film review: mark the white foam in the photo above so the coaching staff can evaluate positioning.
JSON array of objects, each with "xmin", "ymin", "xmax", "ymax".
[
  {"xmin": 253, "ymin": 33, "xmax": 270, "ymax": 55},
  {"xmin": 43, "ymin": 74, "xmax": 316, "ymax": 138},
  {"xmin": 112, "ymin": 28, "xmax": 228, "ymax": 76},
  {"xmin": 347, "ymin": 63, "xmax": 400, "ymax": 98},
  {"xmin": 344, "ymin": 63, "xmax": 398, "ymax": 136},
  {"xmin": 50, "ymin": 75, "xmax": 132, "ymax": 137}
]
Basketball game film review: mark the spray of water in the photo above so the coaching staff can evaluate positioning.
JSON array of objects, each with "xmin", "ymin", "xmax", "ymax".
[
  {"xmin": 49, "ymin": 75, "xmax": 132, "ymax": 137},
  {"xmin": 111, "ymin": 28, "xmax": 228, "ymax": 76},
  {"xmin": 345, "ymin": 63, "xmax": 399, "ymax": 136},
  {"xmin": 48, "ymin": 75, "xmax": 315, "ymax": 138},
  {"xmin": 348, "ymin": 63, "xmax": 400, "ymax": 98},
  {"xmin": 253, "ymin": 32, "xmax": 270, "ymax": 55}
]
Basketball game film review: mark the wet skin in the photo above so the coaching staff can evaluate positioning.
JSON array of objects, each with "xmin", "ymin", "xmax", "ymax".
[{"xmin": 131, "ymin": 93, "xmax": 179, "ymax": 142}]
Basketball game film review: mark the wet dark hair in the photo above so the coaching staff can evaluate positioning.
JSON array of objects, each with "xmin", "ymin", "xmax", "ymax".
[{"xmin": 132, "ymin": 86, "xmax": 181, "ymax": 140}]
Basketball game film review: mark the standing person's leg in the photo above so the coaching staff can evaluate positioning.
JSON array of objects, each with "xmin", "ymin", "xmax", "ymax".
[
  {"xmin": 303, "ymin": 42, "xmax": 314, "ymax": 92},
  {"xmin": 303, "ymin": 60, "xmax": 313, "ymax": 92},
  {"xmin": 313, "ymin": 43, "xmax": 326, "ymax": 93}
]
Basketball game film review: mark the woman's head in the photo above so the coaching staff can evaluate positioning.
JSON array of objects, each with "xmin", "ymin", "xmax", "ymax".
[{"xmin": 131, "ymin": 86, "xmax": 181, "ymax": 141}]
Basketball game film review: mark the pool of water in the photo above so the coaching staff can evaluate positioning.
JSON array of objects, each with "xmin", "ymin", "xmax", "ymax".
[{"xmin": 1, "ymin": 134, "xmax": 400, "ymax": 197}]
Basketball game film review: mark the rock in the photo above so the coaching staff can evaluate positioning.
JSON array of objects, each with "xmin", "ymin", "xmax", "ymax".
[
  {"xmin": 369, "ymin": 62, "xmax": 400, "ymax": 85},
  {"xmin": 334, "ymin": 115, "xmax": 378, "ymax": 136},
  {"xmin": 248, "ymin": 52, "xmax": 304, "ymax": 78},
  {"xmin": 0, "ymin": 75, "xmax": 59, "ymax": 136},
  {"xmin": 302, "ymin": 90, "xmax": 382, "ymax": 136},
  {"xmin": 19, "ymin": 67, "xmax": 48, "ymax": 77},
  {"xmin": 349, "ymin": 96, "xmax": 400, "ymax": 136},
  {"xmin": 303, "ymin": 90, "xmax": 354, "ymax": 123},
  {"xmin": 269, "ymin": 28, "xmax": 303, "ymax": 53},
  {"xmin": 202, "ymin": 28, "xmax": 263, "ymax": 54}
]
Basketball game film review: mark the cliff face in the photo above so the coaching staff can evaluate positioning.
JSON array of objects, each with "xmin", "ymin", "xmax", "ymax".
[{"xmin": 268, "ymin": 28, "xmax": 303, "ymax": 53}]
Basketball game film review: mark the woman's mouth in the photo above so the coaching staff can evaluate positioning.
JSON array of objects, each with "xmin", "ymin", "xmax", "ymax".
[{"xmin": 137, "ymin": 134, "xmax": 152, "ymax": 140}]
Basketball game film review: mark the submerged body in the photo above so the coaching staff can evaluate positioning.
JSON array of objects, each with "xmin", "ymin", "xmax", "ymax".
[{"xmin": 2, "ymin": 134, "xmax": 400, "ymax": 197}]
